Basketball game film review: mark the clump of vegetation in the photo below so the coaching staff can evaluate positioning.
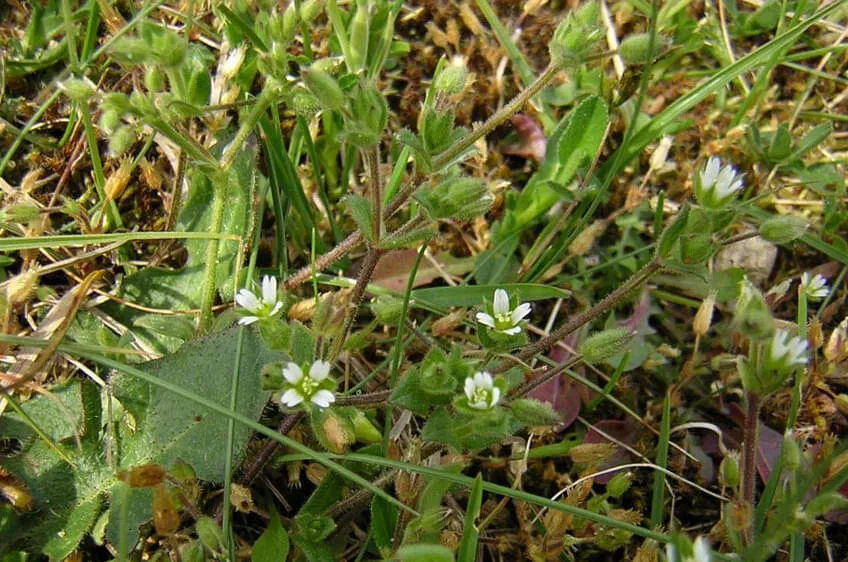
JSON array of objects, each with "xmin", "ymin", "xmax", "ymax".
[{"xmin": 1, "ymin": 1, "xmax": 846, "ymax": 561}]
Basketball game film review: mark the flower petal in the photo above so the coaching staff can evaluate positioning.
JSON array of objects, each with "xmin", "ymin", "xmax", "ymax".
[
  {"xmin": 476, "ymin": 312, "xmax": 495, "ymax": 328},
  {"xmin": 493, "ymin": 289, "xmax": 510, "ymax": 315},
  {"xmin": 280, "ymin": 389, "xmax": 303, "ymax": 407},
  {"xmin": 490, "ymin": 386, "xmax": 501, "ymax": 407},
  {"xmin": 474, "ymin": 372, "xmax": 493, "ymax": 389},
  {"xmin": 692, "ymin": 537, "xmax": 712, "ymax": 562},
  {"xmin": 261, "ymin": 275, "xmax": 278, "ymax": 305},
  {"xmin": 309, "ymin": 360, "xmax": 331, "ymax": 382},
  {"xmin": 464, "ymin": 377, "xmax": 475, "ymax": 400},
  {"xmin": 237, "ymin": 315, "xmax": 259, "ymax": 326},
  {"xmin": 311, "ymin": 390, "xmax": 336, "ymax": 409},
  {"xmin": 268, "ymin": 302, "xmax": 284, "ymax": 317},
  {"xmin": 511, "ymin": 302, "xmax": 532, "ymax": 323},
  {"xmin": 235, "ymin": 289, "xmax": 260, "ymax": 312},
  {"xmin": 502, "ymin": 326, "xmax": 522, "ymax": 335},
  {"xmin": 282, "ymin": 362, "xmax": 303, "ymax": 384}
]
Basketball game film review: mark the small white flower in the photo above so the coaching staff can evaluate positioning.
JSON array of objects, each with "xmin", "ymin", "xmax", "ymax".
[
  {"xmin": 476, "ymin": 289, "xmax": 531, "ymax": 335},
  {"xmin": 221, "ymin": 44, "xmax": 247, "ymax": 79},
  {"xmin": 235, "ymin": 275, "xmax": 283, "ymax": 325},
  {"xmin": 463, "ymin": 371, "xmax": 501, "ymax": 410},
  {"xmin": 280, "ymin": 360, "xmax": 336, "ymax": 409},
  {"xmin": 694, "ymin": 156, "xmax": 744, "ymax": 208},
  {"xmin": 801, "ymin": 272, "xmax": 829, "ymax": 301},
  {"xmin": 767, "ymin": 329, "xmax": 808, "ymax": 370}
]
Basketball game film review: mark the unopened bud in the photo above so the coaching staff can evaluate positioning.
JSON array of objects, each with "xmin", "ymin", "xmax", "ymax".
[
  {"xmin": 733, "ymin": 279, "xmax": 775, "ymax": 342},
  {"xmin": 606, "ymin": 472, "xmax": 632, "ymax": 498},
  {"xmin": 181, "ymin": 541, "xmax": 205, "ymax": 562},
  {"xmin": 109, "ymin": 126, "xmax": 136, "ymax": 156},
  {"xmin": 510, "ymin": 398, "xmax": 561, "ymax": 426},
  {"xmin": 299, "ymin": 0, "xmax": 323, "ymax": 24},
  {"xmin": 694, "ymin": 291, "xmax": 716, "ymax": 337},
  {"xmin": 105, "ymin": 159, "xmax": 133, "ymax": 200},
  {"xmin": 311, "ymin": 408, "xmax": 355, "ymax": 454},
  {"xmin": 371, "ymin": 295, "xmax": 406, "ymax": 326},
  {"xmin": 782, "ymin": 436, "xmax": 802, "ymax": 472},
  {"xmin": 568, "ymin": 220, "xmax": 607, "ymax": 257},
  {"xmin": 719, "ymin": 452, "xmax": 740, "ymax": 490},
  {"xmin": 61, "ymin": 78, "xmax": 95, "ymax": 103},
  {"xmin": 808, "ymin": 318, "xmax": 823, "ymax": 350},
  {"xmin": 433, "ymin": 56, "xmax": 469, "ymax": 95},
  {"xmin": 6, "ymin": 269, "xmax": 38, "ymax": 306},
  {"xmin": 568, "ymin": 443, "xmax": 617, "ymax": 464},
  {"xmin": 758, "ymin": 215, "xmax": 809, "ymax": 244},
  {"xmin": 302, "ymin": 66, "xmax": 345, "ymax": 111},
  {"xmin": 348, "ymin": 0, "xmax": 370, "ymax": 71},
  {"xmin": 581, "ymin": 328, "xmax": 633, "ymax": 364},
  {"xmin": 549, "ymin": 2, "xmax": 603, "ymax": 69},
  {"xmin": 144, "ymin": 66, "xmax": 164, "ymax": 92},
  {"xmin": 352, "ymin": 410, "xmax": 382, "ymax": 443},
  {"xmin": 618, "ymin": 33, "xmax": 669, "ymax": 65}
]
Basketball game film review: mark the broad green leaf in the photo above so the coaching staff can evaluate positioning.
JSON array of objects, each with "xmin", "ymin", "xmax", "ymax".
[
  {"xmin": 421, "ymin": 408, "xmax": 518, "ymax": 452},
  {"xmin": 396, "ymin": 544, "xmax": 455, "ymax": 562},
  {"xmin": 251, "ymin": 508, "xmax": 290, "ymax": 562},
  {"xmin": 505, "ymin": 95, "xmax": 609, "ymax": 236},
  {"xmin": 412, "ymin": 283, "xmax": 569, "ymax": 309},
  {"xmin": 42, "ymin": 496, "xmax": 101, "ymax": 561},
  {"xmin": 345, "ymin": 194, "xmax": 375, "ymax": 242}
]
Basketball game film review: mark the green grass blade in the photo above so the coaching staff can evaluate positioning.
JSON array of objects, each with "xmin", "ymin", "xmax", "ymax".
[
  {"xmin": 0, "ymin": 231, "xmax": 239, "ymax": 252},
  {"xmin": 650, "ymin": 392, "xmax": 671, "ymax": 529},
  {"xmin": 456, "ymin": 473, "xmax": 484, "ymax": 562}
]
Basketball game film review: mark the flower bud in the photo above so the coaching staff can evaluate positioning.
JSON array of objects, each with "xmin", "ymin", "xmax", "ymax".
[
  {"xmin": 782, "ymin": 436, "xmax": 802, "ymax": 473},
  {"xmin": 719, "ymin": 452, "xmax": 740, "ymax": 490},
  {"xmin": 758, "ymin": 215, "xmax": 809, "ymax": 244},
  {"xmin": 6, "ymin": 269, "xmax": 38, "ymax": 306},
  {"xmin": 61, "ymin": 78, "xmax": 95, "ymax": 103},
  {"xmin": 618, "ymin": 33, "xmax": 669, "ymax": 65},
  {"xmin": 299, "ymin": 0, "xmax": 323, "ymax": 24},
  {"xmin": 108, "ymin": 126, "xmax": 136, "ymax": 157},
  {"xmin": 581, "ymin": 328, "xmax": 633, "ymax": 365},
  {"xmin": 606, "ymin": 472, "xmax": 632, "ymax": 498},
  {"xmin": 290, "ymin": 86, "xmax": 322, "ymax": 117},
  {"xmin": 549, "ymin": 2, "xmax": 603, "ymax": 69},
  {"xmin": 119, "ymin": 464, "xmax": 166, "ymax": 488},
  {"xmin": 180, "ymin": 541, "xmax": 206, "ymax": 562},
  {"xmin": 510, "ymin": 398, "xmax": 561, "ymax": 426},
  {"xmin": 733, "ymin": 278, "xmax": 774, "ymax": 342},
  {"xmin": 568, "ymin": 443, "xmax": 616, "ymax": 464},
  {"xmin": 371, "ymin": 295, "xmax": 406, "ymax": 326},
  {"xmin": 348, "ymin": 0, "xmax": 370, "ymax": 71},
  {"xmin": 144, "ymin": 66, "xmax": 164, "ymax": 92},
  {"xmin": 302, "ymin": 66, "xmax": 346, "ymax": 111},
  {"xmin": 693, "ymin": 291, "xmax": 716, "ymax": 337},
  {"xmin": 433, "ymin": 56, "xmax": 469, "ymax": 95},
  {"xmin": 311, "ymin": 407, "xmax": 355, "ymax": 453},
  {"xmin": 415, "ymin": 176, "xmax": 493, "ymax": 220},
  {"xmin": 3, "ymin": 203, "xmax": 40, "ymax": 224},
  {"xmin": 352, "ymin": 410, "xmax": 382, "ymax": 443}
]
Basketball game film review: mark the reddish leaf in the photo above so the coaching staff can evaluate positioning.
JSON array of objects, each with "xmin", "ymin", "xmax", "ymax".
[{"xmin": 501, "ymin": 114, "xmax": 546, "ymax": 162}]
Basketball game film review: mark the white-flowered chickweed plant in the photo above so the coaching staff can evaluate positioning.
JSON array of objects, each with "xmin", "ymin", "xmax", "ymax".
[
  {"xmin": 8, "ymin": 0, "xmax": 845, "ymax": 560},
  {"xmin": 280, "ymin": 360, "xmax": 336, "ymax": 409},
  {"xmin": 235, "ymin": 275, "xmax": 284, "ymax": 325}
]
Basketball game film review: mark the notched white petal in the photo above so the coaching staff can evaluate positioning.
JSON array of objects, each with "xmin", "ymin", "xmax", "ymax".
[
  {"xmin": 238, "ymin": 316, "xmax": 259, "ymax": 326},
  {"xmin": 235, "ymin": 289, "xmax": 260, "ymax": 312},
  {"xmin": 282, "ymin": 363, "xmax": 303, "ymax": 383},
  {"xmin": 309, "ymin": 360, "xmax": 331, "ymax": 381},
  {"xmin": 476, "ymin": 312, "xmax": 495, "ymax": 328},
  {"xmin": 311, "ymin": 390, "xmax": 335, "ymax": 409},
  {"xmin": 281, "ymin": 389, "xmax": 303, "ymax": 407},
  {"xmin": 493, "ymin": 289, "xmax": 510, "ymax": 315}
]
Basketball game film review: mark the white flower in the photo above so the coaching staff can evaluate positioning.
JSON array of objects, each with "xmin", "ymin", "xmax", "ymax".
[
  {"xmin": 235, "ymin": 275, "xmax": 283, "ymax": 325},
  {"xmin": 694, "ymin": 156, "xmax": 744, "ymax": 208},
  {"xmin": 280, "ymin": 360, "xmax": 336, "ymax": 409},
  {"xmin": 767, "ymin": 329, "xmax": 808, "ymax": 369},
  {"xmin": 476, "ymin": 289, "xmax": 531, "ymax": 335},
  {"xmin": 463, "ymin": 371, "xmax": 501, "ymax": 410},
  {"xmin": 665, "ymin": 537, "xmax": 712, "ymax": 562},
  {"xmin": 801, "ymin": 272, "xmax": 829, "ymax": 301},
  {"xmin": 221, "ymin": 44, "xmax": 247, "ymax": 79}
]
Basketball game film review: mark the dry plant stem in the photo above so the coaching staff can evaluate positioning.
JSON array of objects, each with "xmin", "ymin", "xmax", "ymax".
[
  {"xmin": 496, "ymin": 259, "xmax": 662, "ymax": 372},
  {"xmin": 328, "ymin": 248, "xmax": 383, "ymax": 362},
  {"xmin": 505, "ymin": 356, "xmax": 583, "ymax": 400},
  {"xmin": 741, "ymin": 390, "xmax": 761, "ymax": 547},
  {"xmin": 335, "ymin": 390, "xmax": 392, "ymax": 407}
]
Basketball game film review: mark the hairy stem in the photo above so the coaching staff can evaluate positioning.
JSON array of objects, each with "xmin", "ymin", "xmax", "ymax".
[
  {"xmin": 495, "ymin": 259, "xmax": 662, "ymax": 372},
  {"xmin": 328, "ymin": 248, "xmax": 382, "ymax": 362},
  {"xmin": 741, "ymin": 391, "xmax": 761, "ymax": 547},
  {"xmin": 365, "ymin": 147, "xmax": 383, "ymax": 242}
]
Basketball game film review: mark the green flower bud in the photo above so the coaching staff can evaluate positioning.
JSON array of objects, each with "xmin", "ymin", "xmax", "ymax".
[
  {"xmin": 348, "ymin": 0, "xmax": 370, "ymax": 71},
  {"xmin": 260, "ymin": 363, "xmax": 285, "ymax": 391},
  {"xmin": 433, "ymin": 56, "xmax": 469, "ymax": 95},
  {"xmin": 549, "ymin": 2, "xmax": 603, "ymax": 69},
  {"xmin": 758, "ymin": 215, "xmax": 809, "ymax": 244},
  {"xmin": 619, "ymin": 33, "xmax": 655, "ymax": 65},
  {"xmin": 782, "ymin": 436, "xmax": 802, "ymax": 472},
  {"xmin": 719, "ymin": 452, "xmax": 740, "ymax": 490},
  {"xmin": 3, "ymin": 203, "xmax": 40, "ymax": 224},
  {"xmin": 415, "ymin": 176, "xmax": 493, "ymax": 220},
  {"xmin": 371, "ymin": 295, "xmax": 407, "ymax": 326},
  {"xmin": 108, "ymin": 126, "xmax": 136, "ymax": 156},
  {"xmin": 290, "ymin": 86, "xmax": 322, "ymax": 117},
  {"xmin": 606, "ymin": 472, "xmax": 632, "ymax": 499},
  {"xmin": 733, "ymin": 279, "xmax": 774, "ymax": 342},
  {"xmin": 299, "ymin": 0, "xmax": 323, "ymax": 24},
  {"xmin": 420, "ymin": 105, "xmax": 456, "ymax": 153},
  {"xmin": 352, "ymin": 410, "xmax": 382, "ymax": 443},
  {"xmin": 144, "ymin": 66, "xmax": 164, "ymax": 92},
  {"xmin": 311, "ymin": 407, "xmax": 355, "ymax": 453},
  {"xmin": 344, "ymin": 82, "xmax": 388, "ymax": 147},
  {"xmin": 302, "ymin": 66, "xmax": 346, "ymax": 111},
  {"xmin": 195, "ymin": 517, "xmax": 224, "ymax": 553},
  {"xmin": 61, "ymin": 78, "xmax": 95, "ymax": 103},
  {"xmin": 109, "ymin": 37, "xmax": 150, "ymax": 65},
  {"xmin": 581, "ymin": 328, "xmax": 633, "ymax": 365},
  {"xmin": 99, "ymin": 109, "xmax": 121, "ymax": 135},
  {"xmin": 510, "ymin": 398, "xmax": 561, "ymax": 426}
]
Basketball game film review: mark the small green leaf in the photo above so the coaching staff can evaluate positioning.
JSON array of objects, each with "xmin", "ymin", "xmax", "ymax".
[
  {"xmin": 370, "ymin": 496, "xmax": 398, "ymax": 555},
  {"xmin": 657, "ymin": 203, "xmax": 690, "ymax": 259},
  {"xmin": 791, "ymin": 122, "xmax": 832, "ymax": 162},
  {"xmin": 345, "ymin": 194, "xmax": 375, "ymax": 242},
  {"xmin": 252, "ymin": 508, "xmax": 290, "ymax": 562}
]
